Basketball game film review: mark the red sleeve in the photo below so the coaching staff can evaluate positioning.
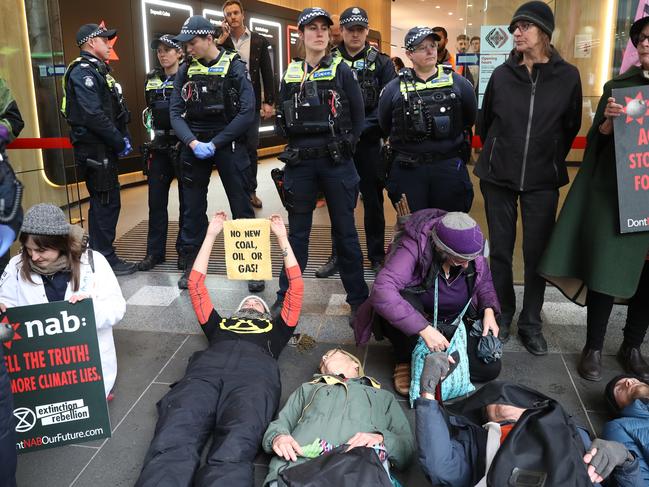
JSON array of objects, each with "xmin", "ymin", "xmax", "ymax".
[
  {"xmin": 188, "ymin": 269, "xmax": 215, "ymax": 325},
  {"xmin": 281, "ymin": 264, "xmax": 303, "ymax": 327}
]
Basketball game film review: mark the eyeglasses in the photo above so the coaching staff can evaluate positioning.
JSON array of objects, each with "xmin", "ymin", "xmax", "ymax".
[
  {"xmin": 510, "ymin": 21, "xmax": 534, "ymax": 33},
  {"xmin": 411, "ymin": 42, "xmax": 437, "ymax": 53},
  {"xmin": 637, "ymin": 33, "xmax": 649, "ymax": 45}
]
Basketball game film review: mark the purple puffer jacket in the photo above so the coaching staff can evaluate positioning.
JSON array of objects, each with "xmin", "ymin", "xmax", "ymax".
[{"xmin": 354, "ymin": 209, "xmax": 500, "ymax": 345}]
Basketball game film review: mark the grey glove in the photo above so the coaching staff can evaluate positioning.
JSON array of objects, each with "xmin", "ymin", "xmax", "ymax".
[
  {"xmin": 588, "ymin": 438, "xmax": 634, "ymax": 479},
  {"xmin": 420, "ymin": 352, "xmax": 450, "ymax": 395}
]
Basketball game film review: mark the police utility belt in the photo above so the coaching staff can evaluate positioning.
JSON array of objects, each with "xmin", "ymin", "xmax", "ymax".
[
  {"xmin": 278, "ymin": 139, "xmax": 353, "ymax": 167},
  {"xmin": 388, "ymin": 147, "xmax": 464, "ymax": 168}
]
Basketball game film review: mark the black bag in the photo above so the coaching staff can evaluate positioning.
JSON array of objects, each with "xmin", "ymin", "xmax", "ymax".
[{"xmin": 277, "ymin": 445, "xmax": 393, "ymax": 487}]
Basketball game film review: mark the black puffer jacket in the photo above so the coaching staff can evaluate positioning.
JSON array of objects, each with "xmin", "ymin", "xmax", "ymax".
[{"xmin": 474, "ymin": 48, "xmax": 582, "ymax": 191}]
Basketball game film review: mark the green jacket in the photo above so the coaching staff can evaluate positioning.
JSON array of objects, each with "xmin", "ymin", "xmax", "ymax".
[
  {"xmin": 539, "ymin": 66, "xmax": 649, "ymax": 304},
  {"xmin": 261, "ymin": 374, "xmax": 415, "ymax": 485},
  {"xmin": 0, "ymin": 78, "xmax": 24, "ymax": 144}
]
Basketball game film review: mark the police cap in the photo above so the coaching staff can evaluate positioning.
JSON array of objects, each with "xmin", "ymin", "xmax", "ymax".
[
  {"xmin": 339, "ymin": 7, "xmax": 369, "ymax": 29},
  {"xmin": 297, "ymin": 7, "xmax": 333, "ymax": 30},
  {"xmin": 150, "ymin": 34, "xmax": 182, "ymax": 50},
  {"xmin": 404, "ymin": 26, "xmax": 441, "ymax": 51},
  {"xmin": 173, "ymin": 15, "xmax": 215, "ymax": 43},
  {"xmin": 76, "ymin": 23, "xmax": 117, "ymax": 47}
]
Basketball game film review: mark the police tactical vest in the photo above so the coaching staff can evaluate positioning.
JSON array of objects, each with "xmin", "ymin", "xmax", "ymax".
[
  {"xmin": 333, "ymin": 46, "xmax": 380, "ymax": 111},
  {"xmin": 61, "ymin": 56, "xmax": 125, "ymax": 124},
  {"xmin": 280, "ymin": 56, "xmax": 352, "ymax": 137},
  {"xmin": 145, "ymin": 70, "xmax": 174, "ymax": 130},
  {"xmin": 182, "ymin": 50, "xmax": 240, "ymax": 123},
  {"xmin": 392, "ymin": 67, "xmax": 463, "ymax": 143}
]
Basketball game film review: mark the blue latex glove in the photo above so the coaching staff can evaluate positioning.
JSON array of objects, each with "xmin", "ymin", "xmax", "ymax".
[
  {"xmin": 193, "ymin": 141, "xmax": 215, "ymax": 159},
  {"xmin": 118, "ymin": 137, "xmax": 132, "ymax": 157}
]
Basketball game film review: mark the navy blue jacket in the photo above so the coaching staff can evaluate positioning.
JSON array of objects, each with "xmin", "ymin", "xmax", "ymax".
[
  {"xmin": 416, "ymin": 398, "xmax": 640, "ymax": 487},
  {"xmin": 277, "ymin": 55, "xmax": 365, "ymax": 149},
  {"xmin": 378, "ymin": 69, "xmax": 476, "ymax": 155},
  {"xmin": 63, "ymin": 51, "xmax": 129, "ymax": 153},
  {"xmin": 334, "ymin": 44, "xmax": 396, "ymax": 136},
  {"xmin": 169, "ymin": 49, "xmax": 255, "ymax": 149},
  {"xmin": 603, "ymin": 398, "xmax": 649, "ymax": 485}
]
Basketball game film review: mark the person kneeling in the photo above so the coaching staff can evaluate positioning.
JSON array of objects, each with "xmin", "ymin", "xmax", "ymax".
[
  {"xmin": 262, "ymin": 349, "xmax": 415, "ymax": 486},
  {"xmin": 136, "ymin": 212, "xmax": 303, "ymax": 486},
  {"xmin": 415, "ymin": 354, "xmax": 641, "ymax": 486}
]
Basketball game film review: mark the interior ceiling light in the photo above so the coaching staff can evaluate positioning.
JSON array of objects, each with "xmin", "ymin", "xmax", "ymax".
[
  {"xmin": 449, "ymin": 12, "xmax": 453, "ymax": 15},
  {"xmin": 459, "ymin": 17, "xmax": 464, "ymax": 20},
  {"xmin": 468, "ymin": 22, "xmax": 473, "ymax": 25},
  {"xmin": 435, "ymin": 5, "xmax": 441, "ymax": 8}
]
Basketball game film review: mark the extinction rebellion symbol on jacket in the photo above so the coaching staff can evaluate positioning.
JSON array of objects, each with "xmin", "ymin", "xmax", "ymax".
[{"xmin": 485, "ymin": 27, "xmax": 509, "ymax": 50}]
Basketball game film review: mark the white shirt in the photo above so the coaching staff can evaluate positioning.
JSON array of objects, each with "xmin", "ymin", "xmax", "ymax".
[{"xmin": 232, "ymin": 27, "xmax": 251, "ymax": 67}]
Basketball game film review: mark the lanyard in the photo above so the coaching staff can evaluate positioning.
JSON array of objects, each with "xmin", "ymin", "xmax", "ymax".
[{"xmin": 433, "ymin": 275, "xmax": 472, "ymax": 329}]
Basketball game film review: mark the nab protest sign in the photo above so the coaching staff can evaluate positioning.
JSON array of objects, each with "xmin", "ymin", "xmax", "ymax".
[
  {"xmin": 223, "ymin": 218, "xmax": 272, "ymax": 280},
  {"xmin": 2, "ymin": 299, "xmax": 111, "ymax": 452},
  {"xmin": 612, "ymin": 86, "xmax": 649, "ymax": 233}
]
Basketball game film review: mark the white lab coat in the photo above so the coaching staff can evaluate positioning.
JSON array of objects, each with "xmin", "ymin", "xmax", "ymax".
[{"xmin": 0, "ymin": 250, "xmax": 125, "ymax": 396}]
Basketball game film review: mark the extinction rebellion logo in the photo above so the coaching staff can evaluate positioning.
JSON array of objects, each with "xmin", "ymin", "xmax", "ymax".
[{"xmin": 14, "ymin": 399, "xmax": 90, "ymax": 433}]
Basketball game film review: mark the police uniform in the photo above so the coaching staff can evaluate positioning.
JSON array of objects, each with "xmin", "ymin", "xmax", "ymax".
[
  {"xmin": 378, "ymin": 27, "xmax": 477, "ymax": 213},
  {"xmin": 274, "ymin": 8, "xmax": 369, "ymax": 311},
  {"xmin": 170, "ymin": 16, "xmax": 255, "ymax": 288},
  {"xmin": 61, "ymin": 23, "xmax": 136, "ymax": 275},
  {"xmin": 327, "ymin": 7, "xmax": 396, "ymax": 271},
  {"xmin": 139, "ymin": 35, "xmax": 184, "ymax": 271}
]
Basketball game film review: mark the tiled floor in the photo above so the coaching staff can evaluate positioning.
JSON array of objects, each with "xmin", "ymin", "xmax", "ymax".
[{"xmin": 17, "ymin": 159, "xmax": 635, "ymax": 487}]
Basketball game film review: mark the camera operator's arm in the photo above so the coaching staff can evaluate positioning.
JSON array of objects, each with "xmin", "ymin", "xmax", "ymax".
[
  {"xmin": 270, "ymin": 214, "xmax": 303, "ymax": 327},
  {"xmin": 188, "ymin": 212, "xmax": 227, "ymax": 334}
]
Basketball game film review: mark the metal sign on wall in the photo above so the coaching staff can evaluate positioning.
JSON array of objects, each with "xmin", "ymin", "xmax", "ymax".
[{"xmin": 478, "ymin": 25, "xmax": 513, "ymax": 108}]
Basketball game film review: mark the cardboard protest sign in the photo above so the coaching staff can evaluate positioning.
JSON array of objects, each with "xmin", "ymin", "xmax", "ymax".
[
  {"xmin": 612, "ymin": 86, "xmax": 649, "ymax": 233},
  {"xmin": 2, "ymin": 299, "xmax": 111, "ymax": 452},
  {"xmin": 223, "ymin": 218, "xmax": 272, "ymax": 280}
]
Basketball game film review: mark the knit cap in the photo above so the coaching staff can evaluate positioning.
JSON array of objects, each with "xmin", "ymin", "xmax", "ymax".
[
  {"xmin": 236, "ymin": 295, "xmax": 270, "ymax": 314},
  {"xmin": 509, "ymin": 1, "xmax": 555, "ymax": 37},
  {"xmin": 604, "ymin": 374, "xmax": 638, "ymax": 412},
  {"xmin": 430, "ymin": 212, "xmax": 484, "ymax": 260},
  {"xmin": 21, "ymin": 203, "xmax": 70, "ymax": 236}
]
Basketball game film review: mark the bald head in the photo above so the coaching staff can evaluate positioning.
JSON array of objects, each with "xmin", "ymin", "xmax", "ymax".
[{"xmin": 330, "ymin": 14, "xmax": 342, "ymax": 46}]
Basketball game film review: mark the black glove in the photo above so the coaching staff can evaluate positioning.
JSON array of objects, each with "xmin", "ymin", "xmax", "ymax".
[
  {"xmin": 587, "ymin": 438, "xmax": 634, "ymax": 479},
  {"xmin": 420, "ymin": 352, "xmax": 450, "ymax": 395}
]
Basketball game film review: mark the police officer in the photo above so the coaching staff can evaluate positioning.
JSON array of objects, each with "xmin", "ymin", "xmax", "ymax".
[
  {"xmin": 316, "ymin": 7, "xmax": 396, "ymax": 279},
  {"xmin": 272, "ymin": 7, "xmax": 368, "ymax": 323},
  {"xmin": 170, "ymin": 16, "xmax": 259, "ymax": 291},
  {"xmin": 62, "ymin": 23, "xmax": 136, "ymax": 275},
  {"xmin": 378, "ymin": 27, "xmax": 476, "ymax": 213},
  {"xmin": 138, "ymin": 35, "xmax": 184, "ymax": 271}
]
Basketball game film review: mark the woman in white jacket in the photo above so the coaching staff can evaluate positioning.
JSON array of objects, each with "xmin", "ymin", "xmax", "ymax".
[{"xmin": 0, "ymin": 203, "xmax": 125, "ymax": 398}]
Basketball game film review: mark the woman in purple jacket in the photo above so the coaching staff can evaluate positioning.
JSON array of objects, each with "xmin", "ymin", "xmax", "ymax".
[{"xmin": 365, "ymin": 209, "xmax": 501, "ymax": 395}]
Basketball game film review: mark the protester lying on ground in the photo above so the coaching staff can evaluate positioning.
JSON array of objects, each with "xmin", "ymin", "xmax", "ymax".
[
  {"xmin": 136, "ymin": 212, "xmax": 303, "ymax": 487},
  {"xmin": 261, "ymin": 348, "xmax": 415, "ymax": 486},
  {"xmin": 0, "ymin": 203, "xmax": 125, "ymax": 399},
  {"xmin": 354, "ymin": 209, "xmax": 502, "ymax": 398},
  {"xmin": 415, "ymin": 356, "xmax": 640, "ymax": 487},
  {"xmin": 603, "ymin": 374, "xmax": 649, "ymax": 483}
]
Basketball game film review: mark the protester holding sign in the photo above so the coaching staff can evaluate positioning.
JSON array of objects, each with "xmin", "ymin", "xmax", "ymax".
[
  {"xmin": 474, "ymin": 1, "xmax": 582, "ymax": 356},
  {"xmin": 540, "ymin": 17, "xmax": 649, "ymax": 383},
  {"xmin": 0, "ymin": 203, "xmax": 125, "ymax": 398},
  {"xmin": 137, "ymin": 211, "xmax": 303, "ymax": 486}
]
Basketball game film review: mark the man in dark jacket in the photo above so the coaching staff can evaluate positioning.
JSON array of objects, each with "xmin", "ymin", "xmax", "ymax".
[
  {"xmin": 416, "ymin": 368, "xmax": 640, "ymax": 487},
  {"xmin": 603, "ymin": 374, "xmax": 649, "ymax": 483},
  {"xmin": 218, "ymin": 0, "xmax": 276, "ymax": 212},
  {"xmin": 473, "ymin": 2, "xmax": 582, "ymax": 355},
  {"xmin": 61, "ymin": 23, "xmax": 136, "ymax": 276}
]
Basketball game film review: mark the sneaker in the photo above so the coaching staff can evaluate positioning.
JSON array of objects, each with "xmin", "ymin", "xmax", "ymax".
[
  {"xmin": 110, "ymin": 259, "xmax": 137, "ymax": 276},
  {"xmin": 248, "ymin": 280, "xmax": 265, "ymax": 293},
  {"xmin": 518, "ymin": 332, "xmax": 548, "ymax": 356},
  {"xmin": 137, "ymin": 254, "xmax": 164, "ymax": 271},
  {"xmin": 250, "ymin": 193, "xmax": 263, "ymax": 209},
  {"xmin": 393, "ymin": 363, "xmax": 411, "ymax": 397},
  {"xmin": 315, "ymin": 255, "xmax": 338, "ymax": 278}
]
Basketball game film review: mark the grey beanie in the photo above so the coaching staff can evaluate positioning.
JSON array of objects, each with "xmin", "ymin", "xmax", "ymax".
[{"xmin": 21, "ymin": 203, "xmax": 70, "ymax": 236}]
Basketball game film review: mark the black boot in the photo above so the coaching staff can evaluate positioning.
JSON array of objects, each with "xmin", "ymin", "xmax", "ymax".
[
  {"xmin": 178, "ymin": 255, "xmax": 196, "ymax": 289},
  {"xmin": 137, "ymin": 254, "xmax": 164, "ymax": 271},
  {"xmin": 577, "ymin": 348, "xmax": 602, "ymax": 381},
  {"xmin": 315, "ymin": 255, "xmax": 338, "ymax": 278},
  {"xmin": 518, "ymin": 331, "xmax": 548, "ymax": 356},
  {"xmin": 617, "ymin": 343, "xmax": 649, "ymax": 381}
]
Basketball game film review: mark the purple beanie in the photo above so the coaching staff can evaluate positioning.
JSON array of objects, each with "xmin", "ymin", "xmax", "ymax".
[{"xmin": 430, "ymin": 212, "xmax": 484, "ymax": 260}]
